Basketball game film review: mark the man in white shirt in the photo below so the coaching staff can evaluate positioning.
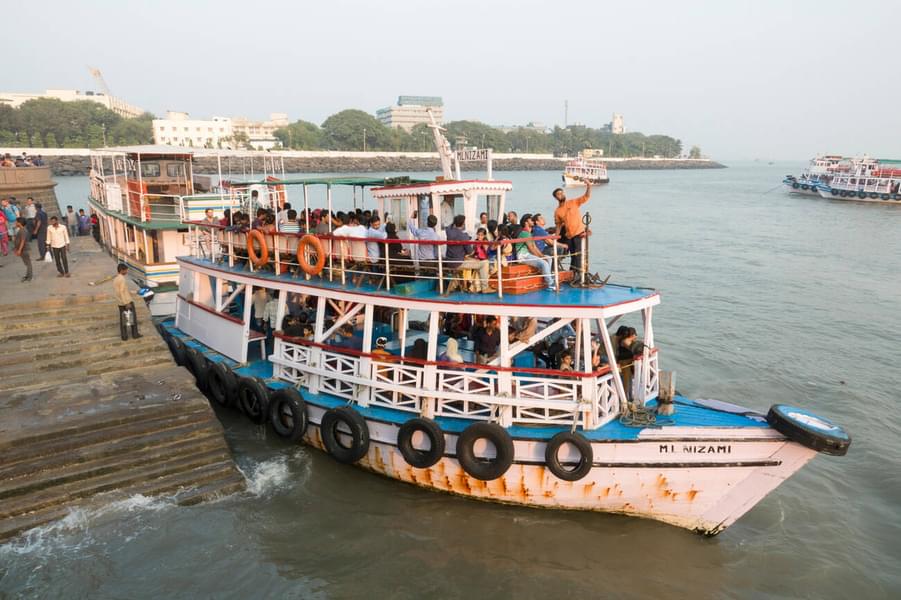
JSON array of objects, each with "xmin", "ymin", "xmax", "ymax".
[
  {"xmin": 47, "ymin": 216, "xmax": 71, "ymax": 277},
  {"xmin": 332, "ymin": 212, "xmax": 368, "ymax": 273},
  {"xmin": 277, "ymin": 202, "xmax": 292, "ymax": 228}
]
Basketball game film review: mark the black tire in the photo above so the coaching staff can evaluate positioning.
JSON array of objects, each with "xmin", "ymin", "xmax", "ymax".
[
  {"xmin": 168, "ymin": 335, "xmax": 187, "ymax": 366},
  {"xmin": 544, "ymin": 431, "xmax": 594, "ymax": 481},
  {"xmin": 858, "ymin": 191, "xmax": 867, "ymax": 199},
  {"xmin": 397, "ymin": 418, "xmax": 445, "ymax": 468},
  {"xmin": 237, "ymin": 377, "xmax": 270, "ymax": 424},
  {"xmin": 800, "ymin": 184, "xmax": 808, "ymax": 190},
  {"xmin": 185, "ymin": 347, "xmax": 210, "ymax": 392},
  {"xmin": 320, "ymin": 406, "xmax": 370, "ymax": 464},
  {"xmin": 840, "ymin": 190, "xmax": 848, "ymax": 197},
  {"xmin": 892, "ymin": 194, "xmax": 898, "ymax": 201},
  {"xmin": 207, "ymin": 361, "xmax": 237, "ymax": 408},
  {"xmin": 881, "ymin": 193, "xmax": 890, "ymax": 200},
  {"xmin": 792, "ymin": 182, "xmax": 799, "ymax": 189},
  {"xmin": 156, "ymin": 322, "xmax": 169, "ymax": 339},
  {"xmin": 268, "ymin": 388, "xmax": 308, "ymax": 442},
  {"xmin": 766, "ymin": 404, "xmax": 851, "ymax": 456},
  {"xmin": 455, "ymin": 422, "xmax": 515, "ymax": 481},
  {"xmin": 869, "ymin": 192, "xmax": 878, "ymax": 199},
  {"xmin": 831, "ymin": 189, "xmax": 839, "ymax": 196}
]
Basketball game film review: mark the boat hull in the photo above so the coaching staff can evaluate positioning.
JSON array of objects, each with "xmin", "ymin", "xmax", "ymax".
[
  {"xmin": 298, "ymin": 399, "xmax": 815, "ymax": 534},
  {"xmin": 564, "ymin": 174, "xmax": 608, "ymax": 187},
  {"xmin": 783, "ymin": 181, "xmax": 820, "ymax": 196},
  {"xmin": 817, "ymin": 187, "xmax": 901, "ymax": 204}
]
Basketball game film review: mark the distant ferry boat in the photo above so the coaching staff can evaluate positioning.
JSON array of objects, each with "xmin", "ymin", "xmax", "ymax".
[
  {"xmin": 563, "ymin": 150, "xmax": 609, "ymax": 186},
  {"xmin": 782, "ymin": 154, "xmax": 846, "ymax": 196},
  {"xmin": 815, "ymin": 157, "xmax": 901, "ymax": 203},
  {"xmin": 155, "ymin": 122, "xmax": 850, "ymax": 535}
]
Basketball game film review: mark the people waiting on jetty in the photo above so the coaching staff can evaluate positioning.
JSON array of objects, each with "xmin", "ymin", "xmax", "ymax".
[
  {"xmin": 3, "ymin": 199, "xmax": 19, "ymax": 240},
  {"xmin": 13, "ymin": 218, "xmax": 31, "ymax": 282},
  {"xmin": 22, "ymin": 198, "xmax": 36, "ymax": 236},
  {"xmin": 65, "ymin": 205, "xmax": 78, "ymax": 238},
  {"xmin": 33, "ymin": 202, "xmax": 48, "ymax": 261},
  {"xmin": 553, "ymin": 179, "xmax": 591, "ymax": 273},
  {"xmin": 0, "ymin": 210, "xmax": 7, "ymax": 257},
  {"xmin": 47, "ymin": 216, "xmax": 71, "ymax": 278},
  {"xmin": 78, "ymin": 209, "xmax": 91, "ymax": 236}
]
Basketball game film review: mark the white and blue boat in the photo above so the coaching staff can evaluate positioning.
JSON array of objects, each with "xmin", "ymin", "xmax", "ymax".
[
  {"xmin": 783, "ymin": 154, "xmax": 846, "ymax": 196},
  {"xmin": 160, "ymin": 129, "xmax": 850, "ymax": 535}
]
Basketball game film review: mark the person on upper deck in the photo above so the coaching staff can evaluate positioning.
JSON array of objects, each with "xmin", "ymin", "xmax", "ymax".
[
  {"xmin": 365, "ymin": 214, "xmax": 387, "ymax": 271},
  {"xmin": 516, "ymin": 215, "xmax": 554, "ymax": 291},
  {"xmin": 281, "ymin": 209, "xmax": 300, "ymax": 233},
  {"xmin": 438, "ymin": 337, "xmax": 464, "ymax": 365},
  {"xmin": 443, "ymin": 215, "xmax": 482, "ymax": 294},
  {"xmin": 553, "ymin": 179, "xmax": 591, "ymax": 273},
  {"xmin": 408, "ymin": 211, "xmax": 439, "ymax": 276}
]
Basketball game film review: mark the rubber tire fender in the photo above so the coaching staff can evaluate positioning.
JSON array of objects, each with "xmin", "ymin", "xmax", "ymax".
[
  {"xmin": 237, "ymin": 376, "xmax": 270, "ymax": 424},
  {"xmin": 268, "ymin": 387, "xmax": 308, "ymax": 442},
  {"xmin": 156, "ymin": 322, "xmax": 170, "ymax": 340},
  {"xmin": 207, "ymin": 361, "xmax": 237, "ymax": 408},
  {"xmin": 185, "ymin": 347, "xmax": 210, "ymax": 392},
  {"xmin": 800, "ymin": 184, "xmax": 808, "ymax": 190},
  {"xmin": 320, "ymin": 406, "xmax": 370, "ymax": 464},
  {"xmin": 168, "ymin": 335, "xmax": 187, "ymax": 366},
  {"xmin": 881, "ymin": 193, "xmax": 890, "ymax": 200},
  {"xmin": 869, "ymin": 192, "xmax": 878, "ymax": 199},
  {"xmin": 455, "ymin": 422, "xmax": 515, "ymax": 481},
  {"xmin": 858, "ymin": 191, "xmax": 867, "ymax": 199},
  {"xmin": 831, "ymin": 189, "xmax": 839, "ymax": 196},
  {"xmin": 544, "ymin": 431, "xmax": 594, "ymax": 481},
  {"xmin": 791, "ymin": 182, "xmax": 799, "ymax": 189},
  {"xmin": 766, "ymin": 404, "xmax": 851, "ymax": 456},
  {"xmin": 397, "ymin": 417, "xmax": 445, "ymax": 468}
]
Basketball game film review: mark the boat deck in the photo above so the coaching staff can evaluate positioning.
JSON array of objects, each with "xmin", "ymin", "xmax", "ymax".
[
  {"xmin": 179, "ymin": 256, "xmax": 659, "ymax": 311},
  {"xmin": 161, "ymin": 320, "xmax": 770, "ymax": 442}
]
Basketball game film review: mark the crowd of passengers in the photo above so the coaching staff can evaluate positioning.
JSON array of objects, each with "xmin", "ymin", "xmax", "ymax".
[
  {"xmin": 234, "ymin": 286, "xmax": 645, "ymax": 398},
  {"xmin": 201, "ymin": 202, "xmax": 578, "ymax": 294},
  {"xmin": 0, "ymin": 152, "xmax": 46, "ymax": 167}
]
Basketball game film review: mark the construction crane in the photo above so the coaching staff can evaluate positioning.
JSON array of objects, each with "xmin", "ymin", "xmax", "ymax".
[{"xmin": 87, "ymin": 66, "xmax": 122, "ymax": 114}]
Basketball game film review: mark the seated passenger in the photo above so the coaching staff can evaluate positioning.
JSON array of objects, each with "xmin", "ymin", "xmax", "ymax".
[
  {"xmin": 438, "ymin": 337, "xmax": 464, "ymax": 365},
  {"xmin": 559, "ymin": 351, "xmax": 574, "ymax": 372},
  {"xmin": 516, "ymin": 215, "xmax": 554, "ymax": 291},
  {"xmin": 473, "ymin": 316, "xmax": 500, "ymax": 365}
]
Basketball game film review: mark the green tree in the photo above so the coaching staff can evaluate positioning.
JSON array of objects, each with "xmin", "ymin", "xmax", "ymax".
[
  {"xmin": 445, "ymin": 120, "xmax": 509, "ymax": 151},
  {"xmin": 274, "ymin": 119, "xmax": 323, "ymax": 149},
  {"xmin": 689, "ymin": 145, "xmax": 701, "ymax": 159},
  {"xmin": 45, "ymin": 132, "xmax": 59, "ymax": 148},
  {"xmin": 321, "ymin": 109, "xmax": 393, "ymax": 151},
  {"xmin": 29, "ymin": 132, "xmax": 43, "ymax": 148}
]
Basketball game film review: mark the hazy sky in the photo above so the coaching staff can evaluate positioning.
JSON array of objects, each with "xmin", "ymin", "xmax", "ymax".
[{"xmin": 4, "ymin": 0, "xmax": 900, "ymax": 159}]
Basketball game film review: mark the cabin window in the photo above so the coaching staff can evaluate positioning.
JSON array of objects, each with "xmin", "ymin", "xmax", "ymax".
[
  {"xmin": 141, "ymin": 162, "xmax": 160, "ymax": 177},
  {"xmin": 167, "ymin": 163, "xmax": 185, "ymax": 178}
]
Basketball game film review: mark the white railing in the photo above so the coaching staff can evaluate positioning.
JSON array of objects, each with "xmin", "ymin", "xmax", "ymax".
[{"xmin": 272, "ymin": 337, "xmax": 625, "ymax": 429}]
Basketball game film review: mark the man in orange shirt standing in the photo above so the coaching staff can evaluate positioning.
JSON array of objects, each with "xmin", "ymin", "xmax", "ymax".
[{"xmin": 552, "ymin": 179, "xmax": 592, "ymax": 275}]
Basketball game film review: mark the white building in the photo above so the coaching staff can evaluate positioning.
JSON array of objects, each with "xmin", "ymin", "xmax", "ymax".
[
  {"xmin": 377, "ymin": 96, "xmax": 444, "ymax": 132},
  {"xmin": 231, "ymin": 113, "xmax": 290, "ymax": 150},
  {"xmin": 611, "ymin": 113, "xmax": 625, "ymax": 134},
  {"xmin": 0, "ymin": 88, "xmax": 144, "ymax": 118},
  {"xmin": 152, "ymin": 112, "xmax": 234, "ymax": 149}
]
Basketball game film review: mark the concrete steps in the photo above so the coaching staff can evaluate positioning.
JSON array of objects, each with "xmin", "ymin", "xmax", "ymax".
[{"xmin": 0, "ymin": 245, "xmax": 245, "ymax": 542}]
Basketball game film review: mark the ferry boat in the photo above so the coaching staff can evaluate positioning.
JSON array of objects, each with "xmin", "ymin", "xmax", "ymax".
[
  {"xmin": 88, "ymin": 146, "xmax": 286, "ymax": 315},
  {"xmin": 563, "ymin": 150, "xmax": 609, "ymax": 187},
  {"xmin": 157, "ymin": 128, "xmax": 850, "ymax": 535},
  {"xmin": 783, "ymin": 154, "xmax": 846, "ymax": 196},
  {"xmin": 815, "ymin": 158, "xmax": 901, "ymax": 203}
]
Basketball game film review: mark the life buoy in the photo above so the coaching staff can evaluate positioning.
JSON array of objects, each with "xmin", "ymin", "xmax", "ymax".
[
  {"xmin": 237, "ymin": 376, "xmax": 270, "ymax": 424},
  {"xmin": 792, "ymin": 182, "xmax": 800, "ymax": 189},
  {"xmin": 246, "ymin": 229, "xmax": 269, "ymax": 268},
  {"xmin": 456, "ymin": 422, "xmax": 514, "ymax": 481},
  {"xmin": 544, "ymin": 431, "xmax": 593, "ymax": 481},
  {"xmin": 268, "ymin": 388, "xmax": 308, "ymax": 442},
  {"xmin": 167, "ymin": 335, "xmax": 187, "ymax": 366},
  {"xmin": 320, "ymin": 406, "xmax": 370, "ymax": 463},
  {"xmin": 397, "ymin": 417, "xmax": 445, "ymax": 468},
  {"xmin": 207, "ymin": 361, "xmax": 237, "ymax": 408},
  {"xmin": 766, "ymin": 404, "xmax": 850, "ymax": 456},
  {"xmin": 298, "ymin": 234, "xmax": 326, "ymax": 275}
]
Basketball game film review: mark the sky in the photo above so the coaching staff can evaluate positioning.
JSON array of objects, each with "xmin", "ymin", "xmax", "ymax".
[{"xmin": 3, "ymin": 0, "xmax": 900, "ymax": 160}]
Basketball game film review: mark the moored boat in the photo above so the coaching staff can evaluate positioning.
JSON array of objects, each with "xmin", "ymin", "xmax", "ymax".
[
  {"xmin": 563, "ymin": 150, "xmax": 609, "ymax": 186},
  {"xmin": 815, "ymin": 158, "xmax": 901, "ymax": 203},
  {"xmin": 783, "ymin": 154, "xmax": 846, "ymax": 196},
  {"xmin": 159, "ymin": 128, "xmax": 850, "ymax": 535}
]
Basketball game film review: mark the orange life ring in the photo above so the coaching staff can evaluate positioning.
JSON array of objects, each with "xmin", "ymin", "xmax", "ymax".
[
  {"xmin": 247, "ymin": 230, "xmax": 269, "ymax": 267},
  {"xmin": 298, "ymin": 234, "xmax": 326, "ymax": 275}
]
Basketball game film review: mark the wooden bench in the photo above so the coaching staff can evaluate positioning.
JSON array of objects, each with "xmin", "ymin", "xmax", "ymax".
[{"xmin": 500, "ymin": 264, "xmax": 574, "ymax": 295}]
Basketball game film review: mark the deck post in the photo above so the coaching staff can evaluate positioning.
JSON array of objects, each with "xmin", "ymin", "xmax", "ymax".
[
  {"xmin": 496, "ymin": 245, "xmax": 503, "ymax": 299},
  {"xmin": 241, "ymin": 284, "xmax": 253, "ymax": 363},
  {"xmin": 640, "ymin": 306, "xmax": 655, "ymax": 404},
  {"xmin": 552, "ymin": 237, "xmax": 560, "ymax": 292},
  {"xmin": 581, "ymin": 318, "xmax": 595, "ymax": 428},
  {"xmin": 384, "ymin": 241, "xmax": 391, "ymax": 291},
  {"xmin": 421, "ymin": 311, "xmax": 440, "ymax": 418},
  {"xmin": 357, "ymin": 303, "xmax": 374, "ymax": 407},
  {"xmin": 437, "ymin": 247, "xmax": 444, "ymax": 294},
  {"xmin": 227, "ymin": 231, "xmax": 234, "ymax": 268},
  {"xmin": 308, "ymin": 296, "xmax": 327, "ymax": 394},
  {"xmin": 497, "ymin": 316, "xmax": 513, "ymax": 426}
]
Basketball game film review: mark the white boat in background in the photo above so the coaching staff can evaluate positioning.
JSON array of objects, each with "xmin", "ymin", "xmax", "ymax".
[
  {"xmin": 563, "ymin": 150, "xmax": 609, "ymax": 186},
  {"xmin": 783, "ymin": 154, "xmax": 846, "ymax": 196},
  {"xmin": 816, "ymin": 158, "xmax": 901, "ymax": 203}
]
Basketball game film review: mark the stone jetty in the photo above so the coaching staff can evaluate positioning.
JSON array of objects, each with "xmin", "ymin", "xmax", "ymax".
[{"xmin": 0, "ymin": 237, "xmax": 244, "ymax": 542}]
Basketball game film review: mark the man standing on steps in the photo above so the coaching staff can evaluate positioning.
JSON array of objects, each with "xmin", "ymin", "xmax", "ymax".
[
  {"xmin": 47, "ymin": 216, "xmax": 71, "ymax": 277},
  {"xmin": 114, "ymin": 263, "xmax": 142, "ymax": 340},
  {"xmin": 553, "ymin": 179, "xmax": 592, "ymax": 274},
  {"xmin": 13, "ymin": 218, "xmax": 32, "ymax": 282},
  {"xmin": 33, "ymin": 202, "xmax": 48, "ymax": 261}
]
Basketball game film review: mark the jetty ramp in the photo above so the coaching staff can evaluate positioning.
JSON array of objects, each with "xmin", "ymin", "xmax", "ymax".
[{"xmin": 0, "ymin": 237, "xmax": 244, "ymax": 542}]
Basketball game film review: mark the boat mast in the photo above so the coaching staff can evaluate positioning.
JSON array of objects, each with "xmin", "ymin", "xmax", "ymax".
[{"xmin": 427, "ymin": 109, "xmax": 455, "ymax": 180}]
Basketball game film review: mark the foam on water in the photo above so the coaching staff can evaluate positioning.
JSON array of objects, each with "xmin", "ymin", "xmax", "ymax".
[{"xmin": 238, "ymin": 448, "xmax": 311, "ymax": 497}]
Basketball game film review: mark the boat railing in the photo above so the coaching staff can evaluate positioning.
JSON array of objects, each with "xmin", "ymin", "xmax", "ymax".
[
  {"xmin": 271, "ymin": 334, "xmax": 623, "ymax": 429},
  {"xmin": 183, "ymin": 221, "xmax": 585, "ymax": 299}
]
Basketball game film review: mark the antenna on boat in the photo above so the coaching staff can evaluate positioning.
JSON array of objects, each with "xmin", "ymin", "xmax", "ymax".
[{"xmin": 427, "ymin": 108, "xmax": 455, "ymax": 180}]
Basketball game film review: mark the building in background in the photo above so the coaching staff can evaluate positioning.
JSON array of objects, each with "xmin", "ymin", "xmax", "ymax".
[
  {"xmin": 377, "ymin": 96, "xmax": 444, "ymax": 131},
  {"xmin": 152, "ymin": 112, "xmax": 289, "ymax": 149},
  {"xmin": 0, "ymin": 88, "xmax": 144, "ymax": 119},
  {"xmin": 152, "ymin": 112, "xmax": 234, "ymax": 148},
  {"xmin": 610, "ymin": 113, "xmax": 625, "ymax": 134}
]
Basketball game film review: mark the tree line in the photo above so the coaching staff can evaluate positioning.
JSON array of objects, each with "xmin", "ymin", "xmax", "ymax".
[
  {"xmin": 0, "ymin": 100, "xmax": 688, "ymax": 158},
  {"xmin": 0, "ymin": 98, "xmax": 154, "ymax": 148},
  {"xmin": 275, "ymin": 109, "xmax": 685, "ymax": 157}
]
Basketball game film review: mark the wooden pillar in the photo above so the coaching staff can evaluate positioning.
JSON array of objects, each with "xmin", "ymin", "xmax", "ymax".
[{"xmin": 357, "ymin": 303, "xmax": 374, "ymax": 407}]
